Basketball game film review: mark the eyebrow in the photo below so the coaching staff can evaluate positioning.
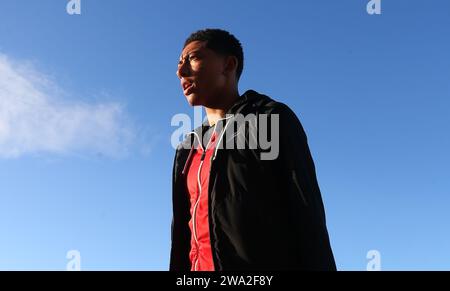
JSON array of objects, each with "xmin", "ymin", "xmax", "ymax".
[{"xmin": 179, "ymin": 49, "xmax": 203, "ymax": 62}]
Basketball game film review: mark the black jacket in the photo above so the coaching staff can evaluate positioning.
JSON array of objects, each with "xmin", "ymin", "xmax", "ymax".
[{"xmin": 170, "ymin": 90, "xmax": 336, "ymax": 270}]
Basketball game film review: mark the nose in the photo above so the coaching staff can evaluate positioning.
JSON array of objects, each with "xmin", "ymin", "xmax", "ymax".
[{"xmin": 176, "ymin": 61, "xmax": 191, "ymax": 79}]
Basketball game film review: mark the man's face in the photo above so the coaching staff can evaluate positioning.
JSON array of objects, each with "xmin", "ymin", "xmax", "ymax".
[{"xmin": 176, "ymin": 41, "xmax": 227, "ymax": 107}]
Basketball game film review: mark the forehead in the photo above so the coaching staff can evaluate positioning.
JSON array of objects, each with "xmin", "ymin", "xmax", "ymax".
[{"xmin": 180, "ymin": 41, "xmax": 208, "ymax": 58}]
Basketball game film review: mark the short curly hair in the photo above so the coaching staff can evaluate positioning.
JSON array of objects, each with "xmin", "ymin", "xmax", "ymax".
[{"xmin": 184, "ymin": 28, "xmax": 244, "ymax": 81}]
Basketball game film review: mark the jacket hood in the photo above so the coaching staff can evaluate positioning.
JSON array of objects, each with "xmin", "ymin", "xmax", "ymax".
[
  {"xmin": 178, "ymin": 90, "xmax": 273, "ymax": 175},
  {"xmin": 180, "ymin": 90, "xmax": 272, "ymax": 147}
]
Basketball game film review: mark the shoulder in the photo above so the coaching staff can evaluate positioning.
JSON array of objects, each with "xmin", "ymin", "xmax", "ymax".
[{"xmin": 247, "ymin": 91, "xmax": 300, "ymax": 124}]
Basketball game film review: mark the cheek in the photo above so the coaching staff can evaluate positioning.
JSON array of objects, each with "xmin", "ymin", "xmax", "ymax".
[
  {"xmin": 196, "ymin": 61, "xmax": 222, "ymax": 79},
  {"xmin": 200, "ymin": 65, "xmax": 225, "ymax": 86}
]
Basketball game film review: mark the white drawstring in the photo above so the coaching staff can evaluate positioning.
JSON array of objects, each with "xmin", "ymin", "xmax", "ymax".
[
  {"xmin": 213, "ymin": 116, "xmax": 233, "ymax": 160},
  {"xmin": 185, "ymin": 115, "xmax": 232, "ymax": 271},
  {"xmin": 185, "ymin": 115, "xmax": 233, "ymax": 156}
]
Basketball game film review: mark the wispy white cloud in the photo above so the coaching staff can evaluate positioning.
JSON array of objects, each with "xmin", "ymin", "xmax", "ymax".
[{"xmin": 0, "ymin": 53, "xmax": 139, "ymax": 159}]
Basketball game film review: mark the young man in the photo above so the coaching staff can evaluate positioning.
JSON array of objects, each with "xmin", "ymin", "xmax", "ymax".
[{"xmin": 171, "ymin": 29, "xmax": 336, "ymax": 271}]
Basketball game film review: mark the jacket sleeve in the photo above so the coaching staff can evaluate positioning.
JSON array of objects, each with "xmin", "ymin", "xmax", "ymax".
[
  {"xmin": 169, "ymin": 147, "xmax": 192, "ymax": 271},
  {"xmin": 270, "ymin": 102, "xmax": 337, "ymax": 270},
  {"xmin": 269, "ymin": 102, "xmax": 328, "ymax": 222}
]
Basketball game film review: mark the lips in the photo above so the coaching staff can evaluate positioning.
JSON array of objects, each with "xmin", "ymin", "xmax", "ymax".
[{"xmin": 182, "ymin": 80, "xmax": 195, "ymax": 95}]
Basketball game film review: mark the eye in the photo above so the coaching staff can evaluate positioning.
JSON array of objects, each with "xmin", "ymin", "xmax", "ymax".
[{"xmin": 188, "ymin": 55, "xmax": 199, "ymax": 62}]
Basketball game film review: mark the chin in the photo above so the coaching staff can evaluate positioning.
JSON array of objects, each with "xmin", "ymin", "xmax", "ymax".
[{"xmin": 185, "ymin": 93, "xmax": 203, "ymax": 106}]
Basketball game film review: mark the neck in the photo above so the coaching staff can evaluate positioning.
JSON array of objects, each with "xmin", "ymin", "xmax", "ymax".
[{"xmin": 204, "ymin": 89, "xmax": 240, "ymax": 126}]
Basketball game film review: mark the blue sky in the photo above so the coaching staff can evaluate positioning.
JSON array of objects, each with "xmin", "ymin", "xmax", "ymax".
[{"xmin": 0, "ymin": 0, "xmax": 449, "ymax": 270}]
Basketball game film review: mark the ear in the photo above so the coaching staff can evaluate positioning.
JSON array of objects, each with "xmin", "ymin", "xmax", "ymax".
[{"xmin": 222, "ymin": 55, "xmax": 238, "ymax": 78}]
